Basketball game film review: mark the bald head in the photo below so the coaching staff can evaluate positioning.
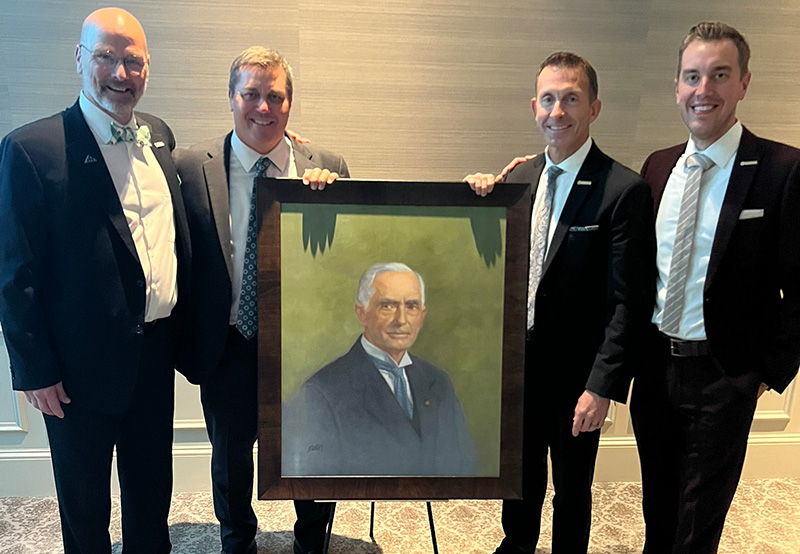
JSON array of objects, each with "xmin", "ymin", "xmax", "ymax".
[
  {"xmin": 76, "ymin": 8, "xmax": 149, "ymax": 123},
  {"xmin": 81, "ymin": 8, "xmax": 148, "ymax": 53}
]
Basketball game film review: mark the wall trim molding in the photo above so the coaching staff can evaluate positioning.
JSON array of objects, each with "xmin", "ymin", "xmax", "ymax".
[{"xmin": 598, "ymin": 433, "xmax": 800, "ymax": 450}]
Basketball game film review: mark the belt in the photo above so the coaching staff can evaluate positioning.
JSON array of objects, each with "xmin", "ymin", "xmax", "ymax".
[{"xmin": 660, "ymin": 332, "xmax": 710, "ymax": 357}]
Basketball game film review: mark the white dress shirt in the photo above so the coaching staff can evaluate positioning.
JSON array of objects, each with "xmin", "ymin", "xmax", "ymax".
[
  {"xmin": 360, "ymin": 335, "xmax": 415, "ymax": 407},
  {"xmin": 533, "ymin": 136, "xmax": 594, "ymax": 251},
  {"xmin": 79, "ymin": 93, "xmax": 177, "ymax": 323},
  {"xmin": 652, "ymin": 121, "xmax": 742, "ymax": 340},
  {"xmin": 228, "ymin": 131, "xmax": 297, "ymax": 323}
]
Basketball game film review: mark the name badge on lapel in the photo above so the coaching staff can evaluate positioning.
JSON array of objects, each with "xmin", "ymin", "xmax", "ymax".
[
  {"xmin": 738, "ymin": 209, "xmax": 764, "ymax": 220},
  {"xmin": 576, "ymin": 180, "xmax": 592, "ymax": 186},
  {"xmin": 569, "ymin": 225, "xmax": 600, "ymax": 232},
  {"xmin": 153, "ymin": 140, "xmax": 166, "ymax": 148}
]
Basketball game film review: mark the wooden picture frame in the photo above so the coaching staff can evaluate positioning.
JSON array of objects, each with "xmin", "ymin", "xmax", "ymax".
[{"xmin": 257, "ymin": 179, "xmax": 530, "ymax": 500}]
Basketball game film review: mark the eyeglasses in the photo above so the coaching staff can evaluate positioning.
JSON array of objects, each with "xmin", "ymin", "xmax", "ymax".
[{"xmin": 79, "ymin": 44, "xmax": 147, "ymax": 75}]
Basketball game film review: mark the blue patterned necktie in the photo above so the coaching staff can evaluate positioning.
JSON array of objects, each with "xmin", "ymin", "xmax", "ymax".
[
  {"xmin": 527, "ymin": 165, "xmax": 563, "ymax": 329},
  {"xmin": 373, "ymin": 358, "xmax": 414, "ymax": 419},
  {"xmin": 236, "ymin": 157, "xmax": 269, "ymax": 340}
]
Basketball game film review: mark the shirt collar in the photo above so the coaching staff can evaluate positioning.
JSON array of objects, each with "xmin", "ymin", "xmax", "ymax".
[
  {"xmin": 231, "ymin": 131, "xmax": 293, "ymax": 174},
  {"xmin": 687, "ymin": 120, "xmax": 742, "ymax": 169},
  {"xmin": 544, "ymin": 136, "xmax": 593, "ymax": 176},
  {"xmin": 79, "ymin": 91, "xmax": 137, "ymax": 144},
  {"xmin": 360, "ymin": 335, "xmax": 413, "ymax": 368}
]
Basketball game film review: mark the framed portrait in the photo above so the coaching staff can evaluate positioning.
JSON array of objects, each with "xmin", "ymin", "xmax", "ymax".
[{"xmin": 257, "ymin": 179, "xmax": 531, "ymax": 500}]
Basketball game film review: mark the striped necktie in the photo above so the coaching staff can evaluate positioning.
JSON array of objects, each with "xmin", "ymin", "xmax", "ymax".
[{"xmin": 660, "ymin": 152, "xmax": 715, "ymax": 335}]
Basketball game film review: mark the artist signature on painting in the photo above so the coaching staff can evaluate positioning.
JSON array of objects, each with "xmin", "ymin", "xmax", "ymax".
[{"xmin": 307, "ymin": 444, "xmax": 323, "ymax": 453}]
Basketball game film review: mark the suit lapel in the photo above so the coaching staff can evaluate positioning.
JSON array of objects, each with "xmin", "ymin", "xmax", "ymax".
[
  {"xmin": 292, "ymin": 138, "xmax": 316, "ymax": 174},
  {"xmin": 406, "ymin": 360, "xmax": 439, "ymax": 440},
  {"xmin": 705, "ymin": 127, "xmax": 761, "ymax": 289},
  {"xmin": 203, "ymin": 134, "xmax": 234, "ymax": 280},
  {"xmin": 351, "ymin": 344, "xmax": 423, "ymax": 441},
  {"xmin": 542, "ymin": 143, "xmax": 605, "ymax": 275},
  {"xmin": 62, "ymin": 102, "xmax": 139, "ymax": 265},
  {"xmin": 648, "ymin": 144, "xmax": 685, "ymax": 214}
]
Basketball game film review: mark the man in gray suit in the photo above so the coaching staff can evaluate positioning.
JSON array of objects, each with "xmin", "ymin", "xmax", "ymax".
[{"xmin": 175, "ymin": 47, "xmax": 346, "ymax": 554}]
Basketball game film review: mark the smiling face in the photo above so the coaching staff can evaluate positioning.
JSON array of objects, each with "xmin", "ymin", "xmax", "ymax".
[
  {"xmin": 76, "ymin": 9, "xmax": 149, "ymax": 124},
  {"xmin": 229, "ymin": 64, "xmax": 292, "ymax": 154},
  {"xmin": 355, "ymin": 271, "xmax": 427, "ymax": 364},
  {"xmin": 532, "ymin": 65, "xmax": 601, "ymax": 164},
  {"xmin": 676, "ymin": 39, "xmax": 750, "ymax": 150}
]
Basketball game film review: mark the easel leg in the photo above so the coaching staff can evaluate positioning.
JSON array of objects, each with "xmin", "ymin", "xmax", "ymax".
[
  {"xmin": 426, "ymin": 502, "xmax": 439, "ymax": 554},
  {"xmin": 369, "ymin": 501, "xmax": 376, "ymax": 541}
]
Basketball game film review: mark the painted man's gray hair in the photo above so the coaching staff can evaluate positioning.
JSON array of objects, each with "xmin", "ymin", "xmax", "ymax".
[{"xmin": 356, "ymin": 263, "xmax": 426, "ymax": 307}]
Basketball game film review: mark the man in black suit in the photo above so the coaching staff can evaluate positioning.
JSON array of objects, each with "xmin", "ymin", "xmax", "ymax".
[
  {"xmin": 283, "ymin": 262, "xmax": 477, "ymax": 477},
  {"xmin": 630, "ymin": 22, "xmax": 800, "ymax": 554},
  {"xmin": 0, "ymin": 8, "xmax": 191, "ymax": 553},
  {"xmin": 464, "ymin": 52, "xmax": 654, "ymax": 553},
  {"xmin": 175, "ymin": 46, "xmax": 347, "ymax": 554}
]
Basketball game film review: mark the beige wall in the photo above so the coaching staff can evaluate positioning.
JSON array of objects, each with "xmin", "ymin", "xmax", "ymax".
[{"xmin": 1, "ymin": 0, "xmax": 799, "ymax": 495}]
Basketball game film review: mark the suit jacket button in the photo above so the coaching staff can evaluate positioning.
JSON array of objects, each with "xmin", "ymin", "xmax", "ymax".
[
  {"xmin": 135, "ymin": 324, "xmax": 144, "ymax": 335},
  {"xmin": 137, "ymin": 279, "xmax": 145, "ymax": 287}
]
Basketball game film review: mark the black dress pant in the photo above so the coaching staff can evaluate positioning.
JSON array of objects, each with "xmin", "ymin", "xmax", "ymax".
[
  {"xmin": 500, "ymin": 338, "xmax": 601, "ymax": 554},
  {"xmin": 631, "ymin": 331, "xmax": 759, "ymax": 554},
  {"xmin": 44, "ymin": 318, "xmax": 175, "ymax": 554},
  {"xmin": 501, "ymin": 402, "xmax": 601, "ymax": 553},
  {"xmin": 201, "ymin": 327, "xmax": 259, "ymax": 553},
  {"xmin": 201, "ymin": 326, "xmax": 333, "ymax": 554}
]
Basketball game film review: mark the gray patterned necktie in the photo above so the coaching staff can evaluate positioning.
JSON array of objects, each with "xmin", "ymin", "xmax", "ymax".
[
  {"xmin": 373, "ymin": 358, "xmax": 414, "ymax": 419},
  {"xmin": 660, "ymin": 152, "xmax": 715, "ymax": 335},
  {"xmin": 236, "ymin": 157, "xmax": 269, "ymax": 340},
  {"xmin": 527, "ymin": 165, "xmax": 563, "ymax": 329}
]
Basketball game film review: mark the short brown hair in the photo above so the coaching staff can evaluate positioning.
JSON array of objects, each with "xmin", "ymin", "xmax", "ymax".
[
  {"xmin": 229, "ymin": 46, "xmax": 294, "ymax": 99},
  {"xmin": 537, "ymin": 52, "xmax": 598, "ymax": 102},
  {"xmin": 678, "ymin": 22, "xmax": 751, "ymax": 78}
]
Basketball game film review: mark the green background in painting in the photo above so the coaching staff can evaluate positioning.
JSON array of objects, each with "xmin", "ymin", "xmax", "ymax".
[{"xmin": 280, "ymin": 204, "xmax": 506, "ymax": 476}]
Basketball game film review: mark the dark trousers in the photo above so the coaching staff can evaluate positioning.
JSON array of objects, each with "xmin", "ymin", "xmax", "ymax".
[
  {"xmin": 500, "ymin": 339, "xmax": 601, "ymax": 554},
  {"xmin": 44, "ymin": 318, "xmax": 175, "ymax": 554},
  {"xmin": 201, "ymin": 327, "xmax": 259, "ymax": 553},
  {"xmin": 201, "ymin": 326, "xmax": 333, "ymax": 554},
  {"xmin": 631, "ymin": 331, "xmax": 759, "ymax": 554},
  {"xmin": 501, "ymin": 404, "xmax": 601, "ymax": 553}
]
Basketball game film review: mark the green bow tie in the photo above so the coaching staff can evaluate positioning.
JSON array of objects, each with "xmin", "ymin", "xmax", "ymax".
[{"xmin": 109, "ymin": 122, "xmax": 152, "ymax": 147}]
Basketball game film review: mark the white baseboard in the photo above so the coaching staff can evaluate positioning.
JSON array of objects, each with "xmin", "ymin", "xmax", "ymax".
[
  {"xmin": 594, "ymin": 433, "xmax": 800, "ymax": 482},
  {"xmin": 3, "ymin": 434, "xmax": 800, "ymax": 497}
]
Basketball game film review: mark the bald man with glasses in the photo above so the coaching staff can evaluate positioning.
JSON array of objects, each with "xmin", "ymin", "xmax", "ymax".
[{"xmin": 0, "ymin": 8, "xmax": 194, "ymax": 553}]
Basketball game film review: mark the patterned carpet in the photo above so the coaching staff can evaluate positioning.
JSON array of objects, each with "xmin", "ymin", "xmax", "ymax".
[{"xmin": 0, "ymin": 479, "xmax": 798, "ymax": 553}]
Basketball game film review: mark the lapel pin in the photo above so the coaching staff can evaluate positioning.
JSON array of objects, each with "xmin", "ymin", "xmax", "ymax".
[
  {"xmin": 740, "ymin": 160, "xmax": 758, "ymax": 166},
  {"xmin": 577, "ymin": 180, "xmax": 592, "ymax": 186},
  {"xmin": 154, "ymin": 140, "xmax": 165, "ymax": 148},
  {"xmin": 84, "ymin": 155, "xmax": 97, "ymax": 164},
  {"xmin": 424, "ymin": 400, "xmax": 431, "ymax": 406}
]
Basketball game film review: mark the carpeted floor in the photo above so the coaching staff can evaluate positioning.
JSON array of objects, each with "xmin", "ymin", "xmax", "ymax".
[{"xmin": 0, "ymin": 479, "xmax": 798, "ymax": 553}]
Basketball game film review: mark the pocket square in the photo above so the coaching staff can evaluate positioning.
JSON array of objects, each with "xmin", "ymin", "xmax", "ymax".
[
  {"xmin": 569, "ymin": 224, "xmax": 600, "ymax": 232},
  {"xmin": 739, "ymin": 209, "xmax": 764, "ymax": 220}
]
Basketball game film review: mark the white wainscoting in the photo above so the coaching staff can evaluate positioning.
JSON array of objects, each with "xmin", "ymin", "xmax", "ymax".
[{"xmin": 2, "ymin": 334, "xmax": 798, "ymax": 497}]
